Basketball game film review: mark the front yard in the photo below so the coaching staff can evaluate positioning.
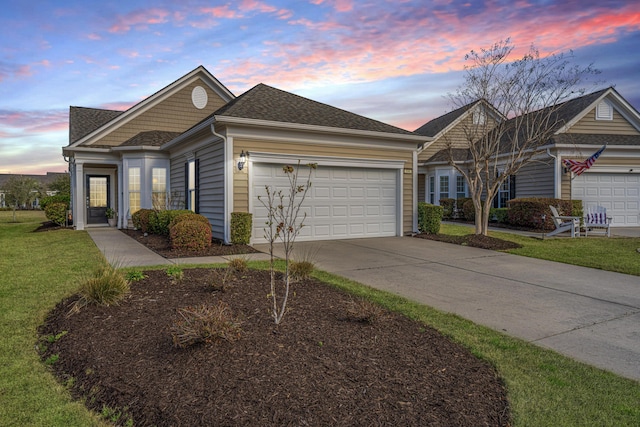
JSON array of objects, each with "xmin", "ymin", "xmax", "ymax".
[{"xmin": 1, "ymin": 211, "xmax": 639, "ymax": 426}]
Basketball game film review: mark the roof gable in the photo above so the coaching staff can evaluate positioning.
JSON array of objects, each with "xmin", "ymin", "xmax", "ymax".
[
  {"xmin": 69, "ymin": 107, "xmax": 123, "ymax": 144},
  {"xmin": 214, "ymin": 83, "xmax": 414, "ymax": 136},
  {"xmin": 414, "ymin": 101, "xmax": 481, "ymax": 137}
]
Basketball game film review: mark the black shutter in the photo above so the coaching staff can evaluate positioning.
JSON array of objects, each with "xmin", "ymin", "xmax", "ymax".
[
  {"xmin": 195, "ymin": 159, "xmax": 200, "ymax": 213},
  {"xmin": 184, "ymin": 162, "xmax": 188, "ymax": 210},
  {"xmin": 510, "ymin": 175, "xmax": 517, "ymax": 200}
]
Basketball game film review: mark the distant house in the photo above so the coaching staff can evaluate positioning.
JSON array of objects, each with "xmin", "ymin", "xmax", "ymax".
[
  {"xmin": 416, "ymin": 88, "xmax": 640, "ymax": 226},
  {"xmin": 63, "ymin": 66, "xmax": 427, "ymax": 242},
  {"xmin": 0, "ymin": 172, "xmax": 67, "ymax": 208}
]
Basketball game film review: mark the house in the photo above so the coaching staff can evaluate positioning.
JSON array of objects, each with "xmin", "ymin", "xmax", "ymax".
[
  {"xmin": 416, "ymin": 88, "xmax": 640, "ymax": 226},
  {"xmin": 0, "ymin": 172, "xmax": 67, "ymax": 208},
  {"xmin": 63, "ymin": 66, "xmax": 428, "ymax": 243}
]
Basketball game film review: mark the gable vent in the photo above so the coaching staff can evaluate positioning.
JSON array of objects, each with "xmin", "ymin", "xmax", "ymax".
[
  {"xmin": 192, "ymin": 86, "xmax": 208, "ymax": 109},
  {"xmin": 595, "ymin": 100, "xmax": 613, "ymax": 121}
]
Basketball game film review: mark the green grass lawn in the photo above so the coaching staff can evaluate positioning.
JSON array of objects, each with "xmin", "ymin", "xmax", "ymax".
[
  {"xmin": 1, "ymin": 211, "xmax": 639, "ymax": 426},
  {"xmin": 441, "ymin": 223, "xmax": 640, "ymax": 276}
]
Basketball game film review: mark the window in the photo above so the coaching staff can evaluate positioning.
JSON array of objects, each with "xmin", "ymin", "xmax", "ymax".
[
  {"xmin": 429, "ymin": 176, "xmax": 435, "ymax": 204},
  {"xmin": 595, "ymin": 100, "xmax": 613, "ymax": 121},
  {"xmin": 456, "ymin": 175, "xmax": 466, "ymax": 199},
  {"xmin": 439, "ymin": 175, "xmax": 449, "ymax": 201},
  {"xmin": 152, "ymin": 168, "xmax": 167, "ymax": 209},
  {"xmin": 129, "ymin": 167, "xmax": 140, "ymax": 214},
  {"xmin": 185, "ymin": 159, "xmax": 199, "ymax": 212},
  {"xmin": 495, "ymin": 175, "xmax": 516, "ymax": 208}
]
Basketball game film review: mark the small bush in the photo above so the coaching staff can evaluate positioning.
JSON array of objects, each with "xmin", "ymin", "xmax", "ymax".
[
  {"xmin": 132, "ymin": 209, "xmax": 154, "ymax": 233},
  {"xmin": 439, "ymin": 198, "xmax": 455, "ymax": 220},
  {"xmin": 346, "ymin": 298, "xmax": 385, "ymax": 324},
  {"xmin": 72, "ymin": 264, "xmax": 130, "ymax": 312},
  {"xmin": 44, "ymin": 202, "xmax": 67, "ymax": 225},
  {"xmin": 150, "ymin": 209, "xmax": 192, "ymax": 235},
  {"xmin": 289, "ymin": 260, "xmax": 314, "ymax": 281},
  {"xmin": 171, "ymin": 302, "xmax": 242, "ymax": 348},
  {"xmin": 508, "ymin": 198, "xmax": 573, "ymax": 230},
  {"xmin": 166, "ymin": 265, "xmax": 184, "ymax": 282},
  {"xmin": 40, "ymin": 194, "xmax": 70, "ymax": 210},
  {"xmin": 125, "ymin": 270, "xmax": 146, "ymax": 282},
  {"xmin": 456, "ymin": 197, "xmax": 472, "ymax": 219},
  {"xmin": 228, "ymin": 257, "xmax": 248, "ymax": 273},
  {"xmin": 462, "ymin": 199, "xmax": 475, "ymax": 222},
  {"xmin": 418, "ymin": 202, "xmax": 443, "ymax": 234},
  {"xmin": 490, "ymin": 207, "xmax": 509, "ymax": 224},
  {"xmin": 571, "ymin": 199, "xmax": 584, "ymax": 226},
  {"xmin": 169, "ymin": 212, "xmax": 210, "ymax": 229},
  {"xmin": 230, "ymin": 212, "xmax": 252, "ymax": 245},
  {"xmin": 170, "ymin": 220, "xmax": 212, "ymax": 251}
]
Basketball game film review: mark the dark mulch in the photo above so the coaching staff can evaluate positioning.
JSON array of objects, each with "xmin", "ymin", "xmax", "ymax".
[
  {"xmin": 415, "ymin": 232, "xmax": 522, "ymax": 251},
  {"xmin": 120, "ymin": 228, "xmax": 258, "ymax": 258},
  {"xmin": 33, "ymin": 221, "xmax": 72, "ymax": 232},
  {"xmin": 39, "ymin": 268, "xmax": 510, "ymax": 427}
]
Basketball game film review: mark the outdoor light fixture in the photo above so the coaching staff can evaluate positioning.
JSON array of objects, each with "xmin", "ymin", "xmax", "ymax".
[{"xmin": 238, "ymin": 150, "xmax": 246, "ymax": 170}]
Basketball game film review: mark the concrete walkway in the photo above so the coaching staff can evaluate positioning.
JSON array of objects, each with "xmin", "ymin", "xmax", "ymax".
[{"xmin": 87, "ymin": 227, "xmax": 640, "ymax": 382}]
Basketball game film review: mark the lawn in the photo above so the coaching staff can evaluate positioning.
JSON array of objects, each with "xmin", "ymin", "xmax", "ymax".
[
  {"xmin": 441, "ymin": 223, "xmax": 640, "ymax": 276},
  {"xmin": 1, "ymin": 211, "xmax": 639, "ymax": 426}
]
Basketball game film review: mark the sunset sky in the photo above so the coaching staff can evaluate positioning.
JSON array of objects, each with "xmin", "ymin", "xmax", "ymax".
[{"xmin": 1, "ymin": 0, "xmax": 639, "ymax": 175}]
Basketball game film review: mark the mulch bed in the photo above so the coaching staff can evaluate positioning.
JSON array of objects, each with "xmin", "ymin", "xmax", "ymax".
[
  {"xmin": 415, "ymin": 233, "xmax": 522, "ymax": 251},
  {"xmin": 120, "ymin": 229, "xmax": 259, "ymax": 258},
  {"xmin": 39, "ymin": 268, "xmax": 510, "ymax": 426}
]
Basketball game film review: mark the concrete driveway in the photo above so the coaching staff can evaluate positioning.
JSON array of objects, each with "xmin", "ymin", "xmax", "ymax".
[{"xmin": 254, "ymin": 237, "xmax": 640, "ymax": 381}]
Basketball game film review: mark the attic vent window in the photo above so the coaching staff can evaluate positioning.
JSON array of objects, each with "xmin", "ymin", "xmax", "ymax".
[
  {"xmin": 192, "ymin": 86, "xmax": 208, "ymax": 109},
  {"xmin": 595, "ymin": 100, "xmax": 613, "ymax": 121}
]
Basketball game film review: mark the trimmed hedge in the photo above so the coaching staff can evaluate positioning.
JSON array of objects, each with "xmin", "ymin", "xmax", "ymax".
[
  {"xmin": 170, "ymin": 220, "xmax": 212, "ymax": 251},
  {"xmin": 169, "ymin": 212, "xmax": 210, "ymax": 229},
  {"xmin": 150, "ymin": 209, "xmax": 192, "ymax": 235},
  {"xmin": 40, "ymin": 194, "xmax": 70, "ymax": 210},
  {"xmin": 462, "ymin": 199, "xmax": 475, "ymax": 222},
  {"xmin": 44, "ymin": 202, "xmax": 67, "ymax": 225},
  {"xmin": 132, "ymin": 209, "xmax": 154, "ymax": 233},
  {"xmin": 456, "ymin": 197, "xmax": 472, "ymax": 219},
  {"xmin": 439, "ymin": 198, "xmax": 455, "ymax": 220},
  {"xmin": 230, "ymin": 212, "xmax": 252, "ymax": 245},
  {"xmin": 508, "ymin": 198, "xmax": 573, "ymax": 231},
  {"xmin": 490, "ymin": 207, "xmax": 509, "ymax": 224},
  {"xmin": 418, "ymin": 202, "xmax": 443, "ymax": 234}
]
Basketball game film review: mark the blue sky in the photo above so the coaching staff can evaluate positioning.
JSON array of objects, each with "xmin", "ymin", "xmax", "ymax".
[{"xmin": 1, "ymin": 0, "xmax": 639, "ymax": 174}]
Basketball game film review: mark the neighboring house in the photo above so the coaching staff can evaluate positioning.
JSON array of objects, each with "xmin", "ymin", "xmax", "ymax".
[
  {"xmin": 63, "ymin": 66, "xmax": 427, "ymax": 243},
  {"xmin": 0, "ymin": 172, "xmax": 67, "ymax": 208},
  {"xmin": 416, "ymin": 88, "xmax": 640, "ymax": 226}
]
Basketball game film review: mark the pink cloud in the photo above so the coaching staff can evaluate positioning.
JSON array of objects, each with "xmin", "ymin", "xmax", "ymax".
[
  {"xmin": 108, "ymin": 8, "xmax": 170, "ymax": 33},
  {"xmin": 201, "ymin": 5, "xmax": 239, "ymax": 19},
  {"xmin": 99, "ymin": 102, "xmax": 138, "ymax": 111},
  {"xmin": 0, "ymin": 109, "xmax": 68, "ymax": 134},
  {"xmin": 87, "ymin": 33, "xmax": 102, "ymax": 40},
  {"xmin": 239, "ymin": 0, "xmax": 292, "ymax": 19}
]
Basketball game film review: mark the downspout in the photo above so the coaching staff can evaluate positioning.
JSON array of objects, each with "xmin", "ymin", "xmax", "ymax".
[
  {"xmin": 412, "ymin": 149, "xmax": 418, "ymax": 234},
  {"xmin": 210, "ymin": 122, "xmax": 232, "ymax": 244}
]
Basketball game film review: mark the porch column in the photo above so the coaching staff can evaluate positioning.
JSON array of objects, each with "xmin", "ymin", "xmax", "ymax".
[{"xmin": 74, "ymin": 162, "xmax": 85, "ymax": 230}]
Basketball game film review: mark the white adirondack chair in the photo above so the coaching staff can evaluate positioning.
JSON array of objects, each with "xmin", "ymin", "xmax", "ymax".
[
  {"xmin": 547, "ymin": 206, "xmax": 580, "ymax": 238},
  {"xmin": 584, "ymin": 206, "xmax": 612, "ymax": 237}
]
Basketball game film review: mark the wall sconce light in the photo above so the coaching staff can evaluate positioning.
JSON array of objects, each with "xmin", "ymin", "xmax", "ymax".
[{"xmin": 238, "ymin": 150, "xmax": 247, "ymax": 170}]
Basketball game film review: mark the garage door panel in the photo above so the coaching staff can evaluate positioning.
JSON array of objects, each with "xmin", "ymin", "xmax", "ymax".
[
  {"xmin": 573, "ymin": 172, "xmax": 640, "ymax": 226},
  {"xmin": 252, "ymin": 164, "xmax": 398, "ymax": 242}
]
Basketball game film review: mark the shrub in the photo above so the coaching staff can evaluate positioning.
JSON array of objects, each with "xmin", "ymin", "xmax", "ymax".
[
  {"xmin": 346, "ymin": 298, "xmax": 385, "ymax": 324},
  {"xmin": 289, "ymin": 260, "xmax": 314, "ymax": 281},
  {"xmin": 490, "ymin": 207, "xmax": 509, "ymax": 224},
  {"xmin": 44, "ymin": 202, "xmax": 67, "ymax": 225},
  {"xmin": 230, "ymin": 212, "xmax": 252, "ymax": 244},
  {"xmin": 125, "ymin": 270, "xmax": 146, "ymax": 282},
  {"xmin": 166, "ymin": 265, "xmax": 184, "ymax": 282},
  {"xmin": 169, "ymin": 220, "xmax": 212, "ymax": 251},
  {"xmin": 150, "ymin": 209, "xmax": 192, "ymax": 235},
  {"xmin": 456, "ymin": 197, "xmax": 472, "ymax": 219},
  {"xmin": 228, "ymin": 257, "xmax": 248, "ymax": 273},
  {"xmin": 132, "ymin": 209, "xmax": 154, "ymax": 233},
  {"xmin": 418, "ymin": 202, "xmax": 443, "ymax": 234},
  {"xmin": 571, "ymin": 199, "xmax": 584, "ymax": 226},
  {"xmin": 72, "ymin": 264, "xmax": 130, "ymax": 311},
  {"xmin": 439, "ymin": 198, "xmax": 455, "ymax": 219},
  {"xmin": 508, "ymin": 198, "xmax": 573, "ymax": 231},
  {"xmin": 169, "ymin": 212, "xmax": 210, "ymax": 229},
  {"xmin": 40, "ymin": 194, "xmax": 70, "ymax": 210},
  {"xmin": 462, "ymin": 199, "xmax": 475, "ymax": 222},
  {"xmin": 170, "ymin": 302, "xmax": 242, "ymax": 348}
]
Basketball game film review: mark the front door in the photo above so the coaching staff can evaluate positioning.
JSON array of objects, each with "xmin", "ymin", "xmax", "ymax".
[{"xmin": 86, "ymin": 175, "xmax": 110, "ymax": 225}]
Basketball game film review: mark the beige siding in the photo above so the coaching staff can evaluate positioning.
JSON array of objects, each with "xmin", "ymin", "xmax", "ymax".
[
  {"xmin": 568, "ymin": 107, "xmax": 639, "ymax": 135},
  {"xmin": 516, "ymin": 160, "xmax": 555, "ymax": 198},
  {"xmin": 93, "ymin": 82, "xmax": 227, "ymax": 147},
  {"xmin": 232, "ymin": 139, "xmax": 414, "ymax": 234},
  {"xmin": 418, "ymin": 174, "xmax": 426, "ymax": 203},
  {"xmin": 561, "ymin": 172, "xmax": 571, "ymax": 200}
]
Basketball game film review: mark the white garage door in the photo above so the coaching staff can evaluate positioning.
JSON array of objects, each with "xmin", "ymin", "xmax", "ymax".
[
  {"xmin": 572, "ymin": 173, "xmax": 640, "ymax": 226},
  {"xmin": 252, "ymin": 164, "xmax": 398, "ymax": 243}
]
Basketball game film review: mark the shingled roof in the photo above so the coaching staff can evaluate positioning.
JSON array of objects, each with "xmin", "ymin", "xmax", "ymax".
[
  {"xmin": 414, "ymin": 101, "xmax": 481, "ymax": 137},
  {"xmin": 119, "ymin": 130, "xmax": 182, "ymax": 147},
  {"xmin": 69, "ymin": 106, "xmax": 123, "ymax": 144},
  {"xmin": 214, "ymin": 83, "xmax": 415, "ymax": 135}
]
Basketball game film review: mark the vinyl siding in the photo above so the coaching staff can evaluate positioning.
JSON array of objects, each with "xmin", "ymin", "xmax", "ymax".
[
  {"xmin": 232, "ymin": 138, "xmax": 414, "ymax": 235},
  {"xmin": 568, "ymin": 107, "xmax": 639, "ymax": 135},
  {"xmin": 92, "ymin": 81, "xmax": 227, "ymax": 147},
  {"xmin": 515, "ymin": 160, "xmax": 555, "ymax": 198},
  {"xmin": 418, "ymin": 173, "xmax": 426, "ymax": 203}
]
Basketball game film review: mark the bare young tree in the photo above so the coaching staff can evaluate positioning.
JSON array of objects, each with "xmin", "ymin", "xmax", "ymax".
[
  {"xmin": 258, "ymin": 162, "xmax": 315, "ymax": 325},
  {"xmin": 446, "ymin": 39, "xmax": 600, "ymax": 235}
]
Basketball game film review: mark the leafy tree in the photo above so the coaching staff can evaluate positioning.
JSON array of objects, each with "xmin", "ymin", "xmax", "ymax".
[
  {"xmin": 48, "ymin": 173, "xmax": 70, "ymax": 196},
  {"xmin": 1, "ymin": 176, "xmax": 42, "ymax": 221},
  {"xmin": 445, "ymin": 39, "xmax": 600, "ymax": 235}
]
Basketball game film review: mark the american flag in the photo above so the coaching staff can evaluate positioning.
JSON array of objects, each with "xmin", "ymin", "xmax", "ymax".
[{"xmin": 562, "ymin": 145, "xmax": 607, "ymax": 176}]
